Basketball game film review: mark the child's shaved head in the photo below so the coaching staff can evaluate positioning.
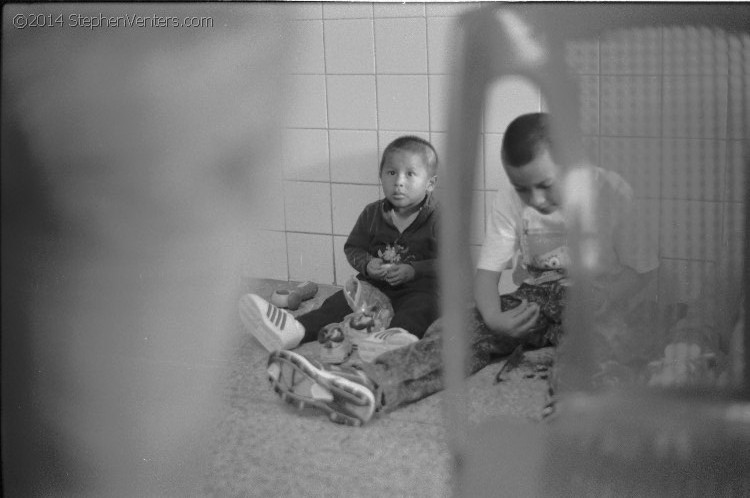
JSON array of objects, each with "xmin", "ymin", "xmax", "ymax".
[
  {"xmin": 380, "ymin": 136, "xmax": 438, "ymax": 176},
  {"xmin": 501, "ymin": 112, "xmax": 552, "ymax": 168}
]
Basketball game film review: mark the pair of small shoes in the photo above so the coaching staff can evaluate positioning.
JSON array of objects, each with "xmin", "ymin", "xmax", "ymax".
[
  {"xmin": 238, "ymin": 294, "xmax": 304, "ymax": 351},
  {"xmin": 317, "ymin": 317, "xmax": 419, "ymax": 364},
  {"xmin": 239, "ymin": 294, "xmax": 419, "ymax": 364},
  {"xmin": 267, "ymin": 349, "xmax": 378, "ymax": 426}
]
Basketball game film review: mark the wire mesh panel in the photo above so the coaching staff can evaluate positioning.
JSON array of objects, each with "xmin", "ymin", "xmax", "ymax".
[{"xmin": 440, "ymin": 4, "xmax": 749, "ymax": 496}]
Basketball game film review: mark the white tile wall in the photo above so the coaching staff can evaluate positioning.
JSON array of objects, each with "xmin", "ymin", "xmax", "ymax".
[
  {"xmin": 724, "ymin": 202, "xmax": 745, "ymax": 242},
  {"xmin": 425, "ymin": 3, "xmax": 481, "ymax": 17},
  {"xmin": 661, "ymin": 139, "xmax": 726, "ymax": 201},
  {"xmin": 327, "ymin": 75, "xmax": 377, "ymax": 129},
  {"xmin": 281, "ymin": 128, "xmax": 330, "ymax": 182},
  {"xmin": 323, "ymin": 2, "xmax": 372, "ymax": 19},
  {"xmin": 660, "ymin": 200, "xmax": 721, "ymax": 261},
  {"xmin": 727, "ymin": 58, "xmax": 747, "ymax": 140},
  {"xmin": 287, "ymin": 232, "xmax": 334, "ymax": 283},
  {"xmin": 329, "ymin": 130, "xmax": 379, "ymax": 184},
  {"xmin": 376, "ymin": 75, "xmax": 430, "ymax": 130},
  {"xmin": 283, "ymin": 2, "xmax": 322, "ymax": 20},
  {"xmin": 324, "ymin": 19, "xmax": 375, "ymax": 74},
  {"xmin": 600, "ymin": 138, "xmax": 661, "ymax": 199},
  {"xmin": 375, "ymin": 18, "xmax": 428, "ymax": 74},
  {"xmin": 663, "ymin": 27, "xmax": 729, "ymax": 75},
  {"xmin": 565, "ymin": 39, "xmax": 599, "ymax": 75},
  {"xmin": 243, "ymin": 230, "xmax": 288, "ymax": 280},
  {"xmin": 283, "ymin": 181, "xmax": 332, "ymax": 234},
  {"xmin": 600, "ymin": 27, "xmax": 662, "ymax": 75},
  {"xmin": 255, "ymin": 2, "xmax": 746, "ymax": 298},
  {"xmin": 374, "ymin": 2, "xmax": 425, "ymax": 18},
  {"xmin": 426, "ymin": 17, "xmax": 461, "ymax": 74},
  {"xmin": 662, "ymin": 76, "xmax": 728, "ymax": 139},
  {"xmin": 726, "ymin": 140, "xmax": 746, "ymax": 203},
  {"xmin": 600, "ymin": 76, "xmax": 661, "ymax": 137},
  {"xmin": 286, "ymin": 75, "xmax": 327, "ymax": 128},
  {"xmin": 289, "ymin": 20, "xmax": 325, "ymax": 74}
]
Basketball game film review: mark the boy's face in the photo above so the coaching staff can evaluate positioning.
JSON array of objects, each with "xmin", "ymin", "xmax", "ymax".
[
  {"xmin": 380, "ymin": 150, "xmax": 436, "ymax": 212},
  {"xmin": 504, "ymin": 147, "xmax": 563, "ymax": 214}
]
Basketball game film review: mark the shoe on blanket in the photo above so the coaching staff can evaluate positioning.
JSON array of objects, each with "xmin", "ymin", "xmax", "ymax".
[
  {"xmin": 267, "ymin": 349, "xmax": 378, "ymax": 426},
  {"xmin": 356, "ymin": 327, "xmax": 418, "ymax": 363},
  {"xmin": 239, "ymin": 294, "xmax": 304, "ymax": 351}
]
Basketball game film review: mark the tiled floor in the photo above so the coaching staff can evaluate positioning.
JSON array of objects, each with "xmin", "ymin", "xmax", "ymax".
[{"xmin": 204, "ymin": 279, "xmax": 551, "ymax": 497}]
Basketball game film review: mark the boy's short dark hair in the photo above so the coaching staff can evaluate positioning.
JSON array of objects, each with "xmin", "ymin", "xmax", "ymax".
[
  {"xmin": 501, "ymin": 112, "xmax": 552, "ymax": 168},
  {"xmin": 379, "ymin": 136, "xmax": 438, "ymax": 176}
]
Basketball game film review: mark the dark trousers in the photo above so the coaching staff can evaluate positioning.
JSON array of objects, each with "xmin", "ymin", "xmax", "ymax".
[{"xmin": 297, "ymin": 286, "xmax": 439, "ymax": 343}]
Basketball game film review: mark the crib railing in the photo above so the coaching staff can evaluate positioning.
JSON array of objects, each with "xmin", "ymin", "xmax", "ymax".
[{"xmin": 440, "ymin": 4, "xmax": 749, "ymax": 496}]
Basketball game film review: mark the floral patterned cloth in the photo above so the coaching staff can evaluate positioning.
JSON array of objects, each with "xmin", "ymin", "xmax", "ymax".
[
  {"xmin": 500, "ymin": 281, "xmax": 567, "ymax": 348},
  {"xmin": 359, "ymin": 308, "xmax": 521, "ymax": 412}
]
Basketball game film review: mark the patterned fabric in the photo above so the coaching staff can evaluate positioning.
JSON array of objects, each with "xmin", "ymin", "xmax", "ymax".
[
  {"xmin": 500, "ymin": 281, "xmax": 567, "ymax": 348},
  {"xmin": 359, "ymin": 308, "xmax": 521, "ymax": 412}
]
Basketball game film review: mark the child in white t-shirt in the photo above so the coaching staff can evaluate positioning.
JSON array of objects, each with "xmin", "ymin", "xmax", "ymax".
[{"xmin": 475, "ymin": 112, "xmax": 659, "ymax": 345}]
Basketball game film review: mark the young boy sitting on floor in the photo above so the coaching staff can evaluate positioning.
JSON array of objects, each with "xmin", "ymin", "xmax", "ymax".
[
  {"xmin": 253, "ymin": 113, "xmax": 658, "ymax": 427},
  {"xmin": 239, "ymin": 136, "xmax": 440, "ymax": 425}
]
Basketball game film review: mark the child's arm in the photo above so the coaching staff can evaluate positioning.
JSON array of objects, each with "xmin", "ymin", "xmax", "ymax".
[
  {"xmin": 475, "ymin": 269, "xmax": 540, "ymax": 339},
  {"xmin": 344, "ymin": 203, "xmax": 384, "ymax": 278}
]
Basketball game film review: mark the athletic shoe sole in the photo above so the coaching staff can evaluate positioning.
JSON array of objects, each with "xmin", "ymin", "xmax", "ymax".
[
  {"xmin": 267, "ymin": 350, "xmax": 375, "ymax": 426},
  {"xmin": 239, "ymin": 294, "xmax": 296, "ymax": 351}
]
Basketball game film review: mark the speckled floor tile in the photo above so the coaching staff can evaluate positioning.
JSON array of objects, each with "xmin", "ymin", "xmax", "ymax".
[{"xmin": 206, "ymin": 396, "xmax": 451, "ymax": 497}]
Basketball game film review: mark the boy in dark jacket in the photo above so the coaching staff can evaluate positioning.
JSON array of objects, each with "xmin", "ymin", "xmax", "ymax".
[{"xmin": 239, "ymin": 136, "xmax": 440, "ymax": 425}]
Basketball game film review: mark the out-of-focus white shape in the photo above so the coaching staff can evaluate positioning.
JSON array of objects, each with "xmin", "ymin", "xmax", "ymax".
[
  {"xmin": 563, "ymin": 165, "xmax": 600, "ymax": 272},
  {"xmin": 496, "ymin": 10, "xmax": 547, "ymax": 67}
]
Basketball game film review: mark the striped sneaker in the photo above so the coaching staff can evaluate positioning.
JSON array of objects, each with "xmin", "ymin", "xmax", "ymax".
[
  {"xmin": 356, "ymin": 327, "xmax": 419, "ymax": 363},
  {"xmin": 266, "ymin": 349, "xmax": 377, "ymax": 426},
  {"xmin": 239, "ymin": 294, "xmax": 304, "ymax": 351}
]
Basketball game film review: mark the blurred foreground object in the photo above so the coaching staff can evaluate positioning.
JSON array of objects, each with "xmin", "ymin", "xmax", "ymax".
[
  {"xmin": 2, "ymin": 4, "xmax": 289, "ymax": 495},
  {"xmin": 441, "ymin": 4, "xmax": 749, "ymax": 496}
]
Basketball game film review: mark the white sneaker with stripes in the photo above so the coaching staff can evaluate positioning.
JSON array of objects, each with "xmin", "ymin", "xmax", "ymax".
[
  {"xmin": 239, "ymin": 294, "xmax": 305, "ymax": 351},
  {"xmin": 355, "ymin": 327, "xmax": 419, "ymax": 363}
]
